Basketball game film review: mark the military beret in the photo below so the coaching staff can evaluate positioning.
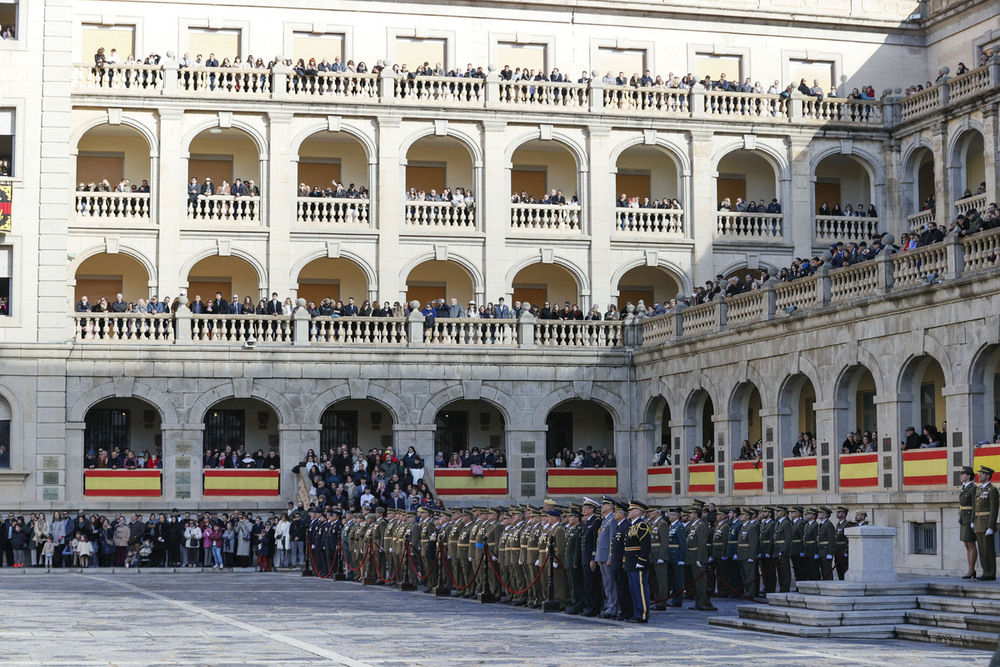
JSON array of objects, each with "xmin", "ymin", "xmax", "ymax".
[
  {"xmin": 547, "ymin": 509, "xmax": 562, "ymax": 517},
  {"xmin": 629, "ymin": 500, "xmax": 650, "ymax": 512}
]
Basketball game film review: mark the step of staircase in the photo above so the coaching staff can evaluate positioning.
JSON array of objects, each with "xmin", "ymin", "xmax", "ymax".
[
  {"xmin": 734, "ymin": 603, "xmax": 909, "ymax": 627},
  {"xmin": 906, "ymin": 609, "xmax": 1000, "ymax": 634},
  {"xmin": 894, "ymin": 623, "xmax": 999, "ymax": 651},
  {"xmin": 709, "ymin": 616, "xmax": 898, "ymax": 639},
  {"xmin": 916, "ymin": 595, "xmax": 1000, "ymax": 616},
  {"xmin": 766, "ymin": 592, "xmax": 919, "ymax": 612},
  {"xmin": 926, "ymin": 581, "xmax": 1000, "ymax": 600}
]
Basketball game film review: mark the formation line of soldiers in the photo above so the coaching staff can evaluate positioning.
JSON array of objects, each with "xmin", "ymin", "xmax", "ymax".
[{"xmin": 305, "ymin": 496, "xmax": 863, "ymax": 623}]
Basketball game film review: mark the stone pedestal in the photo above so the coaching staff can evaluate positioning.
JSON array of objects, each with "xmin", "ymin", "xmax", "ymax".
[{"xmin": 845, "ymin": 526, "xmax": 897, "ymax": 583}]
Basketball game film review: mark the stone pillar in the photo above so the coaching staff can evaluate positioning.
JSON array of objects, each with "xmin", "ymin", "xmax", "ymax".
[
  {"xmin": 266, "ymin": 112, "xmax": 293, "ymax": 299},
  {"xmin": 161, "ymin": 425, "xmax": 204, "ymax": 505},
  {"xmin": 673, "ymin": 417, "xmax": 696, "ymax": 496},
  {"xmin": 406, "ymin": 304, "xmax": 425, "ymax": 347},
  {"xmin": 933, "ymin": 122, "xmax": 950, "ymax": 225},
  {"xmin": 376, "ymin": 115, "xmax": 404, "ymax": 301},
  {"xmin": 788, "ymin": 137, "xmax": 811, "ymax": 257},
  {"xmin": 507, "ymin": 428, "xmax": 547, "ymax": 503},
  {"xmin": 844, "ymin": 526, "xmax": 898, "ymax": 583},
  {"xmin": 882, "ymin": 138, "xmax": 905, "ymax": 240},
  {"xmin": 588, "ymin": 126, "xmax": 613, "ymax": 309},
  {"xmin": 394, "ymin": 425, "xmax": 436, "ymax": 485},
  {"xmin": 63, "ymin": 422, "xmax": 85, "ymax": 504},
  {"xmin": 482, "ymin": 120, "xmax": 508, "ymax": 299},
  {"xmin": 517, "ymin": 311, "xmax": 536, "ymax": 348},
  {"xmin": 874, "ymin": 394, "xmax": 901, "ymax": 491},
  {"xmin": 758, "ymin": 409, "xmax": 782, "ymax": 494},
  {"xmin": 292, "ymin": 304, "xmax": 311, "ymax": 344},
  {"xmin": 157, "ymin": 109, "xmax": 186, "ymax": 297},
  {"xmin": 712, "ymin": 413, "xmax": 732, "ymax": 496},
  {"xmin": 279, "ymin": 424, "xmax": 318, "ymax": 504},
  {"xmin": 690, "ymin": 129, "xmax": 716, "ymax": 286},
  {"xmin": 943, "ymin": 383, "xmax": 972, "ymax": 481},
  {"xmin": 813, "ymin": 399, "xmax": 837, "ymax": 492},
  {"xmin": 613, "ymin": 427, "xmax": 633, "ymax": 499},
  {"xmin": 983, "ymin": 105, "xmax": 999, "ymax": 211}
]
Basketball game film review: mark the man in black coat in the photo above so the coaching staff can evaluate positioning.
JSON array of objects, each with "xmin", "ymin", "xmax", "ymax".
[
  {"xmin": 610, "ymin": 502, "xmax": 632, "ymax": 620},
  {"xmin": 580, "ymin": 498, "xmax": 602, "ymax": 616}
]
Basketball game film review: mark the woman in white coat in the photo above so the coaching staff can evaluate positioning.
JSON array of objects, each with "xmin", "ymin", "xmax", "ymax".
[{"xmin": 273, "ymin": 515, "xmax": 291, "ymax": 568}]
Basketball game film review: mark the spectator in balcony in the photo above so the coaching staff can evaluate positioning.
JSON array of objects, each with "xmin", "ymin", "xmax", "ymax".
[
  {"xmin": 767, "ymin": 198, "xmax": 782, "ymax": 214},
  {"xmin": 719, "ymin": 197, "xmax": 732, "ymax": 211},
  {"xmin": 867, "ymin": 204, "xmax": 878, "ymax": 217},
  {"xmin": 921, "ymin": 425, "xmax": 943, "ymax": 448},
  {"xmin": 901, "ymin": 426, "xmax": 922, "ymax": 450},
  {"xmin": 809, "ymin": 79, "xmax": 825, "ymax": 101},
  {"xmin": 689, "ymin": 446, "xmax": 704, "ymax": 463}
]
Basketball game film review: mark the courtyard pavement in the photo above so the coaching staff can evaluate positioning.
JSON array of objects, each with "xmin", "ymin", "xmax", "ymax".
[{"xmin": 0, "ymin": 571, "xmax": 993, "ymax": 666}]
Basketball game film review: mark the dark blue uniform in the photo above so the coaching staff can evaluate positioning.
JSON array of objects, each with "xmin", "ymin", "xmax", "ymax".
[
  {"xmin": 666, "ymin": 518, "xmax": 687, "ymax": 606},
  {"xmin": 624, "ymin": 517, "xmax": 652, "ymax": 622},
  {"xmin": 610, "ymin": 517, "xmax": 630, "ymax": 619},
  {"xmin": 581, "ymin": 512, "xmax": 601, "ymax": 615}
]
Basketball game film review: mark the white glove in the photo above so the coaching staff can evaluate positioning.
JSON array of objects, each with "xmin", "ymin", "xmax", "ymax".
[
  {"xmin": 988, "ymin": 529, "xmax": 995, "ymax": 536},
  {"xmin": 813, "ymin": 555, "xmax": 819, "ymax": 560},
  {"xmin": 799, "ymin": 553, "xmax": 805, "ymax": 558},
  {"xmin": 678, "ymin": 561, "xmax": 685, "ymax": 566},
  {"xmin": 636, "ymin": 564, "xmax": 644, "ymax": 570},
  {"xmin": 656, "ymin": 559, "xmax": 664, "ymax": 564},
  {"xmin": 389, "ymin": 548, "xmax": 393, "ymax": 553},
  {"xmin": 708, "ymin": 557, "xmax": 714, "ymax": 563},
  {"xmin": 534, "ymin": 559, "xmax": 540, "ymax": 566},
  {"xmin": 826, "ymin": 555, "xmax": 833, "ymax": 559},
  {"xmin": 696, "ymin": 561, "xmax": 702, "ymax": 568},
  {"xmin": 748, "ymin": 558, "xmax": 754, "ymax": 563},
  {"xmin": 553, "ymin": 562, "xmax": 559, "ymax": 569},
  {"xmin": 492, "ymin": 556, "xmax": 498, "ymax": 562}
]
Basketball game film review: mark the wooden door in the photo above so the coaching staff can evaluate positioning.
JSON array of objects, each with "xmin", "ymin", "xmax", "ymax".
[
  {"xmin": 298, "ymin": 282, "xmax": 339, "ymax": 306},
  {"xmin": 187, "ymin": 280, "xmax": 232, "ymax": 304},
  {"xmin": 407, "ymin": 284, "xmax": 446, "ymax": 309},
  {"xmin": 615, "ymin": 173, "xmax": 650, "ymax": 200},
  {"xmin": 405, "ymin": 165, "xmax": 446, "ymax": 193},
  {"xmin": 297, "ymin": 163, "xmax": 342, "ymax": 191},
  {"xmin": 188, "ymin": 158, "xmax": 234, "ymax": 189},
  {"xmin": 511, "ymin": 169, "xmax": 547, "ymax": 199},
  {"xmin": 815, "ymin": 182, "xmax": 841, "ymax": 211},
  {"xmin": 717, "ymin": 177, "xmax": 746, "ymax": 207},
  {"xmin": 618, "ymin": 288, "xmax": 653, "ymax": 312},
  {"xmin": 512, "ymin": 286, "xmax": 547, "ymax": 310},
  {"xmin": 76, "ymin": 156, "xmax": 124, "ymax": 187},
  {"xmin": 76, "ymin": 278, "xmax": 123, "ymax": 304}
]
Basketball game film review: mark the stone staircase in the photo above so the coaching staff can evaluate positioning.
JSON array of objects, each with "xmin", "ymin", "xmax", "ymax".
[{"xmin": 709, "ymin": 580, "xmax": 1000, "ymax": 651}]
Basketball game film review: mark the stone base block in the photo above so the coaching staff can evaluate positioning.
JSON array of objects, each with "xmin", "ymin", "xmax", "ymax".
[
  {"xmin": 894, "ymin": 624, "xmax": 999, "ymax": 651},
  {"xmin": 708, "ymin": 616, "xmax": 898, "ymax": 639}
]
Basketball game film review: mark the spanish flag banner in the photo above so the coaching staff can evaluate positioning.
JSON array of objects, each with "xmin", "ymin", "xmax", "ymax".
[
  {"xmin": 433, "ymin": 469, "xmax": 508, "ymax": 496},
  {"xmin": 203, "ymin": 469, "xmax": 280, "ymax": 496},
  {"xmin": 546, "ymin": 468, "xmax": 617, "ymax": 495},
  {"xmin": 0, "ymin": 183, "xmax": 10, "ymax": 233},
  {"xmin": 688, "ymin": 463, "xmax": 716, "ymax": 494},
  {"xmin": 733, "ymin": 461, "xmax": 764, "ymax": 492},
  {"xmin": 839, "ymin": 453, "xmax": 879, "ymax": 488},
  {"xmin": 902, "ymin": 449, "xmax": 948, "ymax": 486},
  {"xmin": 975, "ymin": 445, "xmax": 1000, "ymax": 481},
  {"xmin": 647, "ymin": 466, "xmax": 673, "ymax": 494},
  {"xmin": 783, "ymin": 457, "xmax": 818, "ymax": 491},
  {"xmin": 84, "ymin": 470, "xmax": 162, "ymax": 497}
]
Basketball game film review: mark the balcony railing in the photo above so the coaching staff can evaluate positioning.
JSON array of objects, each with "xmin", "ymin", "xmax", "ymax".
[
  {"xmin": 191, "ymin": 314, "xmax": 292, "ymax": 343},
  {"xmin": 425, "ymin": 318, "xmax": 518, "ymax": 346},
  {"xmin": 187, "ymin": 195, "xmax": 261, "ymax": 223},
  {"xmin": 310, "ymin": 316, "xmax": 407, "ymax": 345},
  {"xmin": 907, "ymin": 209, "xmax": 935, "ymax": 233},
  {"xmin": 74, "ymin": 313, "xmax": 175, "ymax": 342},
  {"xmin": 510, "ymin": 203, "xmax": 582, "ymax": 232},
  {"xmin": 955, "ymin": 192, "xmax": 988, "ymax": 217},
  {"xmin": 73, "ymin": 64, "xmax": 165, "ymax": 92},
  {"xmin": 535, "ymin": 320, "xmax": 622, "ymax": 347},
  {"xmin": 497, "ymin": 80, "xmax": 589, "ymax": 108},
  {"xmin": 615, "ymin": 208, "xmax": 684, "ymax": 235},
  {"xmin": 602, "ymin": 86, "xmax": 690, "ymax": 115},
  {"xmin": 394, "ymin": 75, "xmax": 485, "ymax": 105},
  {"xmin": 177, "ymin": 66, "xmax": 272, "ymax": 97},
  {"xmin": 948, "ymin": 66, "xmax": 996, "ymax": 104},
  {"xmin": 75, "ymin": 192, "xmax": 152, "ymax": 223},
  {"xmin": 295, "ymin": 197, "xmax": 370, "ymax": 226},
  {"xmin": 716, "ymin": 212, "xmax": 783, "ymax": 240},
  {"xmin": 286, "ymin": 71, "xmax": 379, "ymax": 100},
  {"xmin": 802, "ymin": 98, "xmax": 884, "ymax": 125},
  {"xmin": 404, "ymin": 201, "xmax": 476, "ymax": 229},
  {"xmin": 900, "ymin": 86, "xmax": 941, "ymax": 122},
  {"xmin": 814, "ymin": 215, "xmax": 879, "ymax": 243},
  {"xmin": 704, "ymin": 91, "xmax": 789, "ymax": 119}
]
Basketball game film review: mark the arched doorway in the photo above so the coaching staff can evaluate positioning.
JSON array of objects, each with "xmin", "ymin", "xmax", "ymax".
[
  {"xmin": 814, "ymin": 153, "xmax": 878, "ymax": 242},
  {"xmin": 84, "ymin": 397, "xmax": 163, "ymax": 464},
  {"xmin": 644, "ymin": 396, "xmax": 672, "ymax": 465},
  {"xmin": 74, "ymin": 252, "xmax": 151, "ymax": 305},
  {"xmin": 684, "ymin": 389, "xmax": 715, "ymax": 461},
  {"xmin": 75, "ymin": 124, "xmax": 153, "ymax": 221},
  {"xmin": 296, "ymin": 257, "xmax": 370, "ymax": 307},
  {"xmin": 201, "ymin": 398, "xmax": 279, "ymax": 464},
  {"xmin": 614, "ymin": 145, "xmax": 683, "ymax": 234},
  {"xmin": 715, "ymin": 149, "xmax": 781, "ymax": 238},
  {"xmin": 897, "ymin": 355, "xmax": 947, "ymax": 439},
  {"xmin": 185, "ymin": 254, "xmax": 261, "ymax": 306},
  {"xmin": 545, "ymin": 400, "xmax": 613, "ymax": 466},
  {"xmin": 510, "ymin": 139, "xmax": 582, "ymax": 231},
  {"xmin": 903, "ymin": 146, "xmax": 936, "ymax": 227},
  {"xmin": 951, "ymin": 130, "xmax": 985, "ymax": 213},
  {"xmin": 511, "ymin": 262, "xmax": 580, "ymax": 312},
  {"xmin": 405, "ymin": 259, "xmax": 476, "ymax": 309},
  {"xmin": 296, "ymin": 130, "xmax": 371, "ymax": 225},
  {"xmin": 615, "ymin": 265, "xmax": 682, "ymax": 313},
  {"xmin": 834, "ymin": 365, "xmax": 878, "ymax": 448},
  {"xmin": 777, "ymin": 374, "xmax": 817, "ymax": 457},
  {"xmin": 187, "ymin": 127, "xmax": 261, "ymax": 222},
  {"xmin": 321, "ymin": 398, "xmax": 395, "ymax": 458},
  {"xmin": 728, "ymin": 382, "xmax": 762, "ymax": 460},
  {"xmin": 434, "ymin": 400, "xmax": 506, "ymax": 466},
  {"xmin": 404, "ymin": 135, "xmax": 476, "ymax": 228}
]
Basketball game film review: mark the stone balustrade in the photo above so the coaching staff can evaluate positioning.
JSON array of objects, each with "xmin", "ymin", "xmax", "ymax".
[
  {"xmin": 73, "ymin": 313, "xmax": 175, "ymax": 341},
  {"xmin": 814, "ymin": 215, "xmax": 880, "ymax": 243},
  {"xmin": 75, "ymin": 192, "xmax": 152, "ymax": 222},
  {"xmin": 295, "ymin": 197, "xmax": 370, "ymax": 226},
  {"xmin": 829, "ymin": 260, "xmax": 880, "ymax": 303},
  {"xmin": 186, "ymin": 195, "xmax": 261, "ymax": 223},
  {"xmin": 614, "ymin": 208, "xmax": 684, "ymax": 235},
  {"xmin": 404, "ymin": 201, "xmax": 477, "ymax": 229},
  {"xmin": 510, "ymin": 203, "xmax": 582, "ymax": 231},
  {"xmin": 425, "ymin": 318, "xmax": 518, "ymax": 345},
  {"xmin": 311, "ymin": 316, "xmax": 407, "ymax": 345},
  {"xmin": 954, "ymin": 192, "xmax": 987, "ymax": 217},
  {"xmin": 907, "ymin": 209, "xmax": 935, "ymax": 233},
  {"xmin": 70, "ymin": 60, "xmax": 1000, "ymax": 128},
  {"xmin": 534, "ymin": 320, "xmax": 622, "ymax": 347},
  {"xmin": 961, "ymin": 226, "xmax": 1000, "ymax": 275},
  {"xmin": 716, "ymin": 212, "xmax": 783, "ymax": 239},
  {"xmin": 724, "ymin": 290, "xmax": 767, "ymax": 326},
  {"xmin": 190, "ymin": 314, "xmax": 291, "ymax": 343},
  {"xmin": 892, "ymin": 243, "xmax": 948, "ymax": 289}
]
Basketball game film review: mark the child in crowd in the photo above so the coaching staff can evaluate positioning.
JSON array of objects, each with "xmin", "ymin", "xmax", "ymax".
[{"xmin": 42, "ymin": 538, "xmax": 54, "ymax": 567}]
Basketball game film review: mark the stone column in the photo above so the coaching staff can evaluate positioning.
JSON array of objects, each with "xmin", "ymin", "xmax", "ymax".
[
  {"xmin": 813, "ymin": 399, "xmax": 837, "ymax": 492},
  {"xmin": 613, "ymin": 427, "xmax": 633, "ymax": 499},
  {"xmin": 161, "ymin": 425, "xmax": 204, "ymax": 505},
  {"xmin": 690, "ymin": 129, "xmax": 716, "ymax": 286},
  {"xmin": 588, "ymin": 126, "xmax": 613, "ymax": 309},
  {"xmin": 943, "ymin": 384, "xmax": 972, "ymax": 482},
  {"xmin": 394, "ymin": 425, "xmax": 437, "ymax": 488},
  {"xmin": 482, "ymin": 120, "xmax": 508, "ymax": 299},
  {"xmin": 758, "ymin": 409, "xmax": 782, "ymax": 494},
  {"xmin": 157, "ymin": 109, "xmax": 186, "ymax": 297},
  {"xmin": 933, "ymin": 122, "xmax": 950, "ymax": 224},
  {"xmin": 712, "ymin": 413, "xmax": 732, "ymax": 496},
  {"xmin": 506, "ymin": 428, "xmax": 547, "ymax": 503},
  {"xmin": 266, "ymin": 112, "xmax": 293, "ymax": 298},
  {"xmin": 376, "ymin": 116, "xmax": 404, "ymax": 301},
  {"xmin": 983, "ymin": 105, "xmax": 999, "ymax": 209},
  {"xmin": 788, "ymin": 137, "xmax": 811, "ymax": 257},
  {"xmin": 278, "ymin": 424, "xmax": 319, "ymax": 504},
  {"xmin": 874, "ymin": 394, "xmax": 901, "ymax": 491},
  {"xmin": 667, "ymin": 418, "xmax": 687, "ymax": 497},
  {"xmin": 882, "ymin": 138, "xmax": 905, "ymax": 240},
  {"xmin": 636, "ymin": 422, "xmax": 654, "ymax": 501},
  {"xmin": 62, "ymin": 422, "xmax": 85, "ymax": 505}
]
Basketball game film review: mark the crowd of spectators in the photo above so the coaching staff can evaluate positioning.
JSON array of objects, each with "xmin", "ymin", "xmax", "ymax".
[
  {"xmin": 548, "ymin": 446, "xmax": 616, "ymax": 468},
  {"xmin": 85, "ymin": 447, "xmax": 162, "ymax": 470},
  {"xmin": 202, "ymin": 447, "xmax": 281, "ymax": 470},
  {"xmin": 0, "ymin": 509, "xmax": 303, "ymax": 571},
  {"xmin": 295, "ymin": 445, "xmax": 438, "ymax": 513},
  {"xmin": 77, "ymin": 178, "xmax": 151, "ymax": 195},
  {"xmin": 900, "ymin": 424, "xmax": 947, "ymax": 450},
  {"xmin": 0, "ymin": 24, "xmax": 13, "ymax": 40},
  {"xmin": 685, "ymin": 440, "xmax": 716, "ymax": 464},
  {"xmin": 718, "ymin": 196, "xmax": 782, "ymax": 214},
  {"xmin": 817, "ymin": 202, "xmax": 878, "ymax": 217},
  {"xmin": 406, "ymin": 185, "xmax": 474, "ymax": 205},
  {"xmin": 298, "ymin": 181, "xmax": 370, "ymax": 199},
  {"xmin": 0, "ymin": 159, "xmax": 10, "ymax": 177},
  {"xmin": 186, "ymin": 176, "xmax": 261, "ymax": 204},
  {"xmin": 616, "ymin": 193, "xmax": 683, "ymax": 211},
  {"xmin": 438, "ymin": 445, "xmax": 507, "ymax": 471},
  {"xmin": 510, "ymin": 188, "xmax": 577, "ymax": 205}
]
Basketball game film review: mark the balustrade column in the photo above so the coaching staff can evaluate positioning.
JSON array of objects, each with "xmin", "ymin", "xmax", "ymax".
[
  {"xmin": 266, "ymin": 112, "xmax": 293, "ymax": 298},
  {"xmin": 588, "ymin": 127, "xmax": 613, "ymax": 309}
]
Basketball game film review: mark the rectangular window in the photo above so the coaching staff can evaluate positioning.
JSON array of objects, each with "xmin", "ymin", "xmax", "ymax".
[
  {"xmin": 497, "ymin": 42, "xmax": 547, "ymax": 73},
  {"xmin": 435, "ymin": 410, "xmax": 469, "ymax": 458},
  {"xmin": 0, "ymin": 245, "xmax": 10, "ymax": 317},
  {"xmin": 0, "ymin": 1, "xmax": 16, "ymax": 41},
  {"xmin": 321, "ymin": 410, "xmax": 358, "ymax": 450},
  {"xmin": 545, "ymin": 412, "xmax": 572, "ymax": 460},
  {"xmin": 292, "ymin": 32, "xmax": 345, "ymax": 66},
  {"xmin": 0, "ymin": 107, "xmax": 13, "ymax": 177},
  {"xmin": 0, "ymin": 419, "xmax": 9, "ymax": 468},
  {"xmin": 790, "ymin": 59, "xmax": 835, "ymax": 96},
  {"xmin": 188, "ymin": 28, "xmax": 241, "ymax": 62},
  {"xmin": 596, "ymin": 48, "xmax": 646, "ymax": 80},
  {"xmin": 911, "ymin": 522, "xmax": 937, "ymax": 555},
  {"xmin": 204, "ymin": 409, "xmax": 245, "ymax": 451},
  {"xmin": 395, "ymin": 37, "xmax": 446, "ymax": 70},
  {"xmin": 919, "ymin": 382, "xmax": 936, "ymax": 429},
  {"xmin": 695, "ymin": 54, "xmax": 742, "ymax": 82},
  {"xmin": 85, "ymin": 409, "xmax": 130, "ymax": 452},
  {"xmin": 81, "ymin": 24, "xmax": 135, "ymax": 61}
]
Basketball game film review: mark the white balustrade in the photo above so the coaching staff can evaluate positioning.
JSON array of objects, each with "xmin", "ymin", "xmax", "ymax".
[
  {"xmin": 498, "ymin": 80, "xmax": 588, "ymax": 108},
  {"xmin": 187, "ymin": 196, "xmax": 261, "ymax": 223},
  {"xmin": 311, "ymin": 317, "xmax": 407, "ymax": 345},
  {"xmin": 814, "ymin": 215, "xmax": 880, "ymax": 242},
  {"xmin": 955, "ymin": 192, "xmax": 987, "ymax": 217},
  {"xmin": 602, "ymin": 86, "xmax": 689, "ymax": 115},
  {"xmin": 725, "ymin": 291, "xmax": 766, "ymax": 326},
  {"xmin": 704, "ymin": 91, "xmax": 788, "ymax": 119},
  {"xmin": 829, "ymin": 261, "xmax": 880, "ymax": 303},
  {"xmin": 73, "ymin": 313, "xmax": 174, "ymax": 342},
  {"xmin": 900, "ymin": 86, "xmax": 940, "ymax": 121},
  {"xmin": 534, "ymin": 321, "xmax": 622, "ymax": 347},
  {"xmin": 404, "ymin": 201, "xmax": 477, "ymax": 229},
  {"xmin": 395, "ymin": 75, "xmax": 485, "ymax": 105},
  {"xmin": 296, "ymin": 197, "xmax": 370, "ymax": 226},
  {"xmin": 802, "ymin": 98, "xmax": 884, "ymax": 125},
  {"xmin": 424, "ymin": 318, "xmax": 518, "ymax": 346},
  {"xmin": 774, "ymin": 277, "xmax": 819, "ymax": 312},
  {"xmin": 72, "ymin": 64, "xmax": 164, "ymax": 92},
  {"xmin": 947, "ymin": 65, "xmax": 993, "ymax": 104},
  {"xmin": 891, "ymin": 244, "xmax": 948, "ymax": 289},
  {"xmin": 907, "ymin": 209, "xmax": 935, "ymax": 233},
  {"xmin": 679, "ymin": 302, "xmax": 716, "ymax": 335},
  {"xmin": 641, "ymin": 314, "xmax": 675, "ymax": 346},
  {"xmin": 191, "ymin": 314, "xmax": 292, "ymax": 343},
  {"xmin": 287, "ymin": 72, "xmax": 379, "ymax": 100},
  {"xmin": 615, "ymin": 209, "xmax": 684, "ymax": 235},
  {"xmin": 510, "ymin": 204, "xmax": 582, "ymax": 231},
  {"xmin": 75, "ymin": 192, "xmax": 152, "ymax": 222},
  {"xmin": 716, "ymin": 212, "xmax": 783, "ymax": 239},
  {"xmin": 962, "ymin": 227, "xmax": 1000, "ymax": 275},
  {"xmin": 177, "ymin": 67, "xmax": 272, "ymax": 97}
]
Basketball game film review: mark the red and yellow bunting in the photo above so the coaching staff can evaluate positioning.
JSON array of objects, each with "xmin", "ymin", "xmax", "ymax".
[
  {"xmin": 733, "ymin": 461, "xmax": 764, "ymax": 492},
  {"xmin": 688, "ymin": 463, "xmax": 715, "ymax": 494},
  {"xmin": 783, "ymin": 457, "xmax": 818, "ymax": 491},
  {"xmin": 433, "ymin": 469, "xmax": 508, "ymax": 496},
  {"xmin": 203, "ymin": 469, "xmax": 280, "ymax": 496},
  {"xmin": 975, "ymin": 445, "xmax": 1000, "ymax": 482},
  {"xmin": 546, "ymin": 468, "xmax": 617, "ymax": 495},
  {"xmin": 902, "ymin": 449, "xmax": 948, "ymax": 486},
  {"xmin": 840, "ymin": 453, "xmax": 879, "ymax": 488},
  {"xmin": 647, "ymin": 466, "xmax": 673, "ymax": 494},
  {"xmin": 84, "ymin": 470, "xmax": 162, "ymax": 497}
]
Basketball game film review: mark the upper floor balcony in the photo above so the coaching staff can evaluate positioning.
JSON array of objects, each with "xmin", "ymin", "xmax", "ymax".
[{"xmin": 69, "ymin": 58, "xmax": 1000, "ymax": 130}]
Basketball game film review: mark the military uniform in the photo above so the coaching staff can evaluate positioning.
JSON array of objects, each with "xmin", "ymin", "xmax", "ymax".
[
  {"xmin": 959, "ymin": 478, "xmax": 977, "ymax": 543},
  {"xmin": 772, "ymin": 508, "xmax": 793, "ymax": 592},
  {"xmin": 610, "ymin": 505, "xmax": 631, "ymax": 620},
  {"xmin": 710, "ymin": 512, "xmax": 731, "ymax": 597},
  {"xmin": 802, "ymin": 510, "xmax": 820, "ymax": 581},
  {"xmin": 564, "ymin": 508, "xmax": 585, "ymax": 614},
  {"xmin": 736, "ymin": 512, "xmax": 759, "ymax": 599},
  {"xmin": 550, "ymin": 513, "xmax": 569, "ymax": 606},
  {"xmin": 816, "ymin": 508, "xmax": 836, "ymax": 581},
  {"xmin": 974, "ymin": 466, "xmax": 1000, "ymax": 580},
  {"xmin": 623, "ymin": 501, "xmax": 652, "ymax": 623},
  {"xmin": 649, "ymin": 509, "xmax": 670, "ymax": 609},
  {"xmin": 580, "ymin": 500, "xmax": 602, "ymax": 616},
  {"xmin": 789, "ymin": 508, "xmax": 806, "ymax": 584},
  {"xmin": 665, "ymin": 511, "xmax": 686, "ymax": 607},
  {"xmin": 758, "ymin": 509, "xmax": 776, "ymax": 595},
  {"xmin": 833, "ymin": 507, "xmax": 856, "ymax": 580},
  {"xmin": 685, "ymin": 508, "xmax": 715, "ymax": 611}
]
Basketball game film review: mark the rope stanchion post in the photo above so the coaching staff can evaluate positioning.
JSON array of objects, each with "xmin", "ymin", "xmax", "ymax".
[
  {"xmin": 541, "ymin": 542, "xmax": 559, "ymax": 613},
  {"xmin": 432, "ymin": 542, "xmax": 450, "ymax": 597},
  {"xmin": 398, "ymin": 538, "xmax": 416, "ymax": 591},
  {"xmin": 477, "ymin": 544, "xmax": 495, "ymax": 604}
]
